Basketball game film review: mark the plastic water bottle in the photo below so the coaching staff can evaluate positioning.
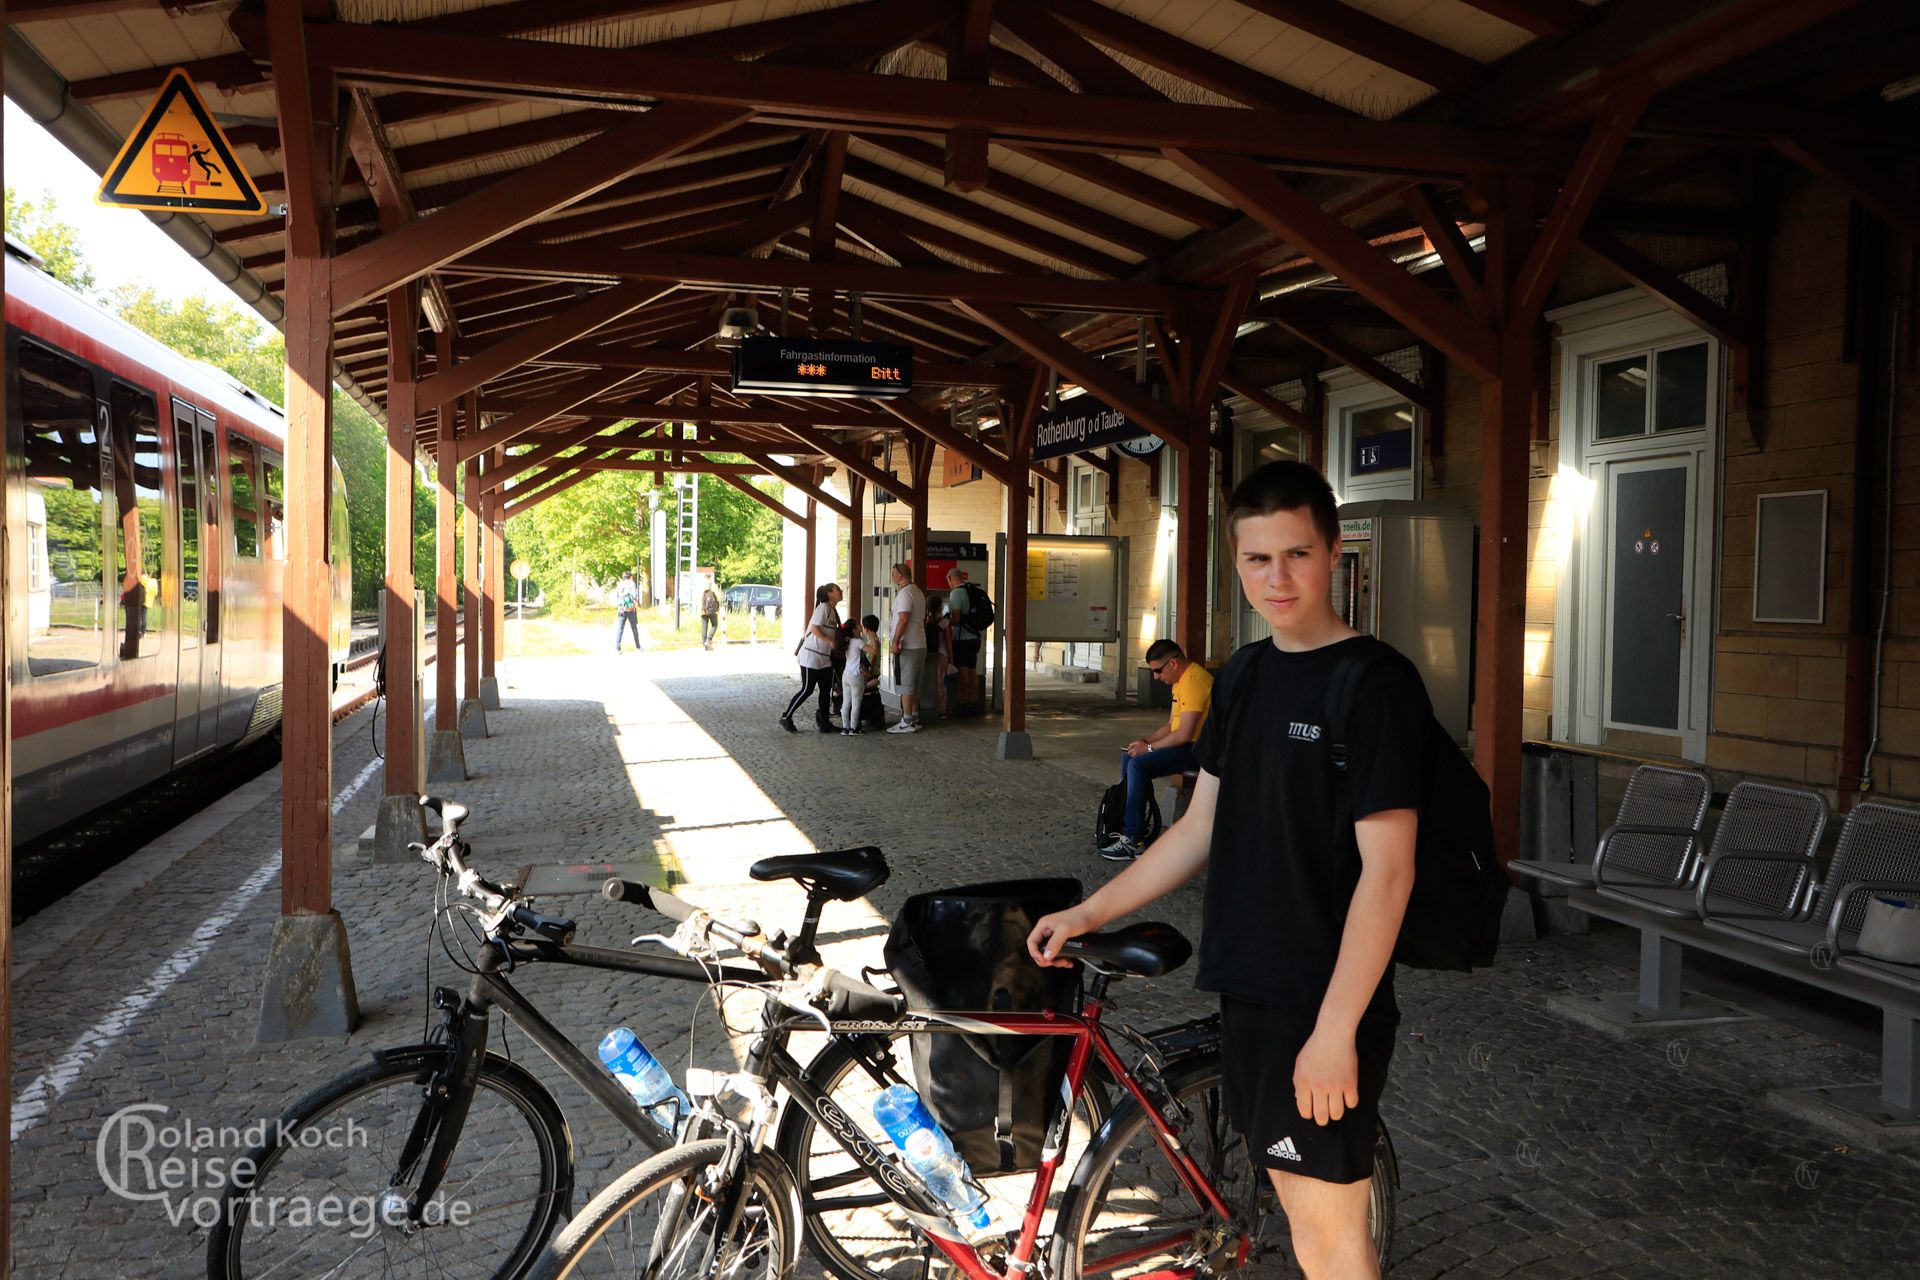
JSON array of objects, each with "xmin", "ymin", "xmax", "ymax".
[
  {"xmin": 598, "ymin": 1028, "xmax": 689, "ymax": 1130},
  {"xmin": 871, "ymin": 1084, "xmax": 991, "ymax": 1233}
]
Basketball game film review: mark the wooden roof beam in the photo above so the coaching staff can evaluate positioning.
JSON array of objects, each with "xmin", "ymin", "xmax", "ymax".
[
  {"xmin": 1169, "ymin": 151, "xmax": 1498, "ymax": 381},
  {"xmin": 956, "ymin": 300, "xmax": 1189, "ymax": 449},
  {"xmin": 1774, "ymin": 139, "xmax": 1920, "ymax": 244},
  {"xmin": 450, "ymin": 242, "xmax": 1204, "ymax": 313},
  {"xmin": 456, "ymin": 367, "xmax": 642, "ymax": 463},
  {"xmin": 1452, "ymin": 0, "xmax": 1594, "ymax": 41},
  {"xmin": 880, "ymin": 398, "xmax": 1012, "ymax": 484},
  {"xmin": 716, "ymin": 472, "xmax": 808, "ymax": 527},
  {"xmin": 1403, "ymin": 185, "xmax": 1487, "ymax": 320},
  {"xmin": 1577, "ymin": 230, "xmax": 1758, "ymax": 349},
  {"xmin": 945, "ymin": 0, "xmax": 996, "ymax": 192},
  {"xmin": 1512, "ymin": 88, "xmax": 1651, "ymax": 325},
  {"xmin": 1233, "ymin": 0, "xmax": 1483, "ymax": 95},
  {"xmin": 296, "ymin": 21, "xmax": 1567, "ymax": 176}
]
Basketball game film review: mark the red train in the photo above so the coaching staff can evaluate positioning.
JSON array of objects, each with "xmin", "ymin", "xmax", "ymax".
[{"xmin": 6, "ymin": 239, "xmax": 351, "ymax": 843}]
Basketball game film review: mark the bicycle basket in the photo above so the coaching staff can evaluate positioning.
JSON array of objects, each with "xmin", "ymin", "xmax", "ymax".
[{"xmin": 882, "ymin": 877, "xmax": 1082, "ymax": 1174}]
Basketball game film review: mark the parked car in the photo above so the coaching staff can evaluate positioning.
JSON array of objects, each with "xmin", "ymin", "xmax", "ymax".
[{"xmin": 723, "ymin": 583, "xmax": 782, "ymax": 615}]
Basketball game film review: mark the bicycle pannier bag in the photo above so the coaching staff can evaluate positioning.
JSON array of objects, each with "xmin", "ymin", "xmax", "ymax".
[{"xmin": 883, "ymin": 878, "xmax": 1082, "ymax": 1174}]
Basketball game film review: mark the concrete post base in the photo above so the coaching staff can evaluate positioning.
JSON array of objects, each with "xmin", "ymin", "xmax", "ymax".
[
  {"xmin": 458, "ymin": 697, "xmax": 490, "ymax": 739},
  {"xmin": 371, "ymin": 793, "xmax": 430, "ymax": 864},
  {"xmin": 995, "ymin": 730, "xmax": 1033, "ymax": 760},
  {"xmin": 428, "ymin": 729, "xmax": 469, "ymax": 782},
  {"xmin": 480, "ymin": 676, "xmax": 502, "ymax": 711},
  {"xmin": 257, "ymin": 911, "xmax": 360, "ymax": 1043}
]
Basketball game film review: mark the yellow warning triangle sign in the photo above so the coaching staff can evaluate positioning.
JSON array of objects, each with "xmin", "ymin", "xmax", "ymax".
[{"xmin": 96, "ymin": 68, "xmax": 265, "ymax": 216}]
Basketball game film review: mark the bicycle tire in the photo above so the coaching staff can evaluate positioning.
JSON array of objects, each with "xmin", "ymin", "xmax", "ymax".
[
  {"xmin": 206, "ymin": 1046, "xmax": 572, "ymax": 1280},
  {"xmin": 774, "ymin": 1029, "xmax": 1109, "ymax": 1280},
  {"xmin": 1052, "ymin": 1054, "xmax": 1397, "ymax": 1279},
  {"xmin": 528, "ymin": 1139, "xmax": 799, "ymax": 1280}
]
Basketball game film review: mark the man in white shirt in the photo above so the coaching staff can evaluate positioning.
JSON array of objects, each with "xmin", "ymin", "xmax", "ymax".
[{"xmin": 888, "ymin": 562, "xmax": 928, "ymax": 733}]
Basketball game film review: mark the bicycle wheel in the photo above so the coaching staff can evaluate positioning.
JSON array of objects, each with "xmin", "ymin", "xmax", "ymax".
[
  {"xmin": 529, "ymin": 1139, "xmax": 798, "ymax": 1280},
  {"xmin": 207, "ymin": 1046, "xmax": 572, "ymax": 1280},
  {"xmin": 775, "ymin": 1031, "xmax": 1108, "ymax": 1280},
  {"xmin": 1054, "ymin": 1056, "xmax": 1397, "ymax": 1278}
]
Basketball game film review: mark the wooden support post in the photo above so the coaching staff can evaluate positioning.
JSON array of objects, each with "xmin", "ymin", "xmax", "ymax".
[
  {"xmin": 1, "ymin": 35, "xmax": 13, "ymax": 1250},
  {"xmin": 1476, "ymin": 178, "xmax": 1538, "ymax": 868},
  {"xmin": 804, "ymin": 489, "xmax": 819, "ymax": 619},
  {"xmin": 260, "ymin": 0, "xmax": 357, "ymax": 1040},
  {"xmin": 847, "ymin": 474, "xmax": 867, "ymax": 621},
  {"xmin": 909, "ymin": 436, "xmax": 932, "ymax": 579},
  {"xmin": 459, "ymin": 420, "xmax": 488, "ymax": 740},
  {"xmin": 999, "ymin": 374, "xmax": 1045, "ymax": 760},
  {"xmin": 482, "ymin": 446, "xmax": 505, "ymax": 705},
  {"xmin": 435, "ymin": 353, "xmax": 459, "ymax": 731},
  {"xmin": 382, "ymin": 289, "xmax": 420, "ymax": 795}
]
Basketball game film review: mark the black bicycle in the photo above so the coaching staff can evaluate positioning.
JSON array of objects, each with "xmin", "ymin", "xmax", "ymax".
[{"xmin": 205, "ymin": 797, "xmax": 780, "ymax": 1280}]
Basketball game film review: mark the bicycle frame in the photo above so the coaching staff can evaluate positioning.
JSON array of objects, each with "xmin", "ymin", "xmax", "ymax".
[
  {"xmin": 394, "ymin": 936, "xmax": 763, "ymax": 1214},
  {"xmin": 752, "ymin": 980, "xmax": 1245, "ymax": 1280}
]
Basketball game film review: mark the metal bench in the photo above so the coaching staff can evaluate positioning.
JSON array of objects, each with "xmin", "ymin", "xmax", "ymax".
[
  {"xmin": 1511, "ymin": 763, "xmax": 1710, "ymax": 894},
  {"xmin": 1562, "ymin": 797, "xmax": 1920, "ymax": 1129},
  {"xmin": 1600, "ymin": 779, "xmax": 1827, "ymax": 919}
]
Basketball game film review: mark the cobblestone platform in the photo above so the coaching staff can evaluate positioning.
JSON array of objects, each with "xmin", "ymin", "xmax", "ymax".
[{"xmin": 10, "ymin": 637, "xmax": 1920, "ymax": 1277}]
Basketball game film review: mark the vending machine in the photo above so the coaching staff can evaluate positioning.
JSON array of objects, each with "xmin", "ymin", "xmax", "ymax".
[{"xmin": 1332, "ymin": 500, "xmax": 1476, "ymax": 745}]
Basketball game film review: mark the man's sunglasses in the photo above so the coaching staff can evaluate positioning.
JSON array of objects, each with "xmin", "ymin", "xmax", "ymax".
[{"xmin": 1148, "ymin": 661, "xmax": 1173, "ymax": 676}]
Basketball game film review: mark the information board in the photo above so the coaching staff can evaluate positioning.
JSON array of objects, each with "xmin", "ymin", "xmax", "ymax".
[
  {"xmin": 1016, "ymin": 534, "xmax": 1122, "ymax": 642},
  {"xmin": 730, "ymin": 337, "xmax": 912, "ymax": 398}
]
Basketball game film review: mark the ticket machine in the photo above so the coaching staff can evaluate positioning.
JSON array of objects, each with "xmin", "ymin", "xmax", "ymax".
[{"xmin": 1332, "ymin": 500, "xmax": 1475, "ymax": 745}]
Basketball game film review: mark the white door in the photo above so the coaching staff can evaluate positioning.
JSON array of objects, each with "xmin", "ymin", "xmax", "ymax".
[
  {"xmin": 1067, "ymin": 461, "xmax": 1107, "ymax": 669},
  {"xmin": 1555, "ymin": 299, "xmax": 1719, "ymax": 760}
]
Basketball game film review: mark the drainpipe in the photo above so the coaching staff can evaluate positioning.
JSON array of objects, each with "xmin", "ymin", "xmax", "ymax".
[
  {"xmin": 4, "ymin": 31, "xmax": 385, "ymax": 425},
  {"xmin": 1838, "ymin": 207, "xmax": 1889, "ymax": 808}
]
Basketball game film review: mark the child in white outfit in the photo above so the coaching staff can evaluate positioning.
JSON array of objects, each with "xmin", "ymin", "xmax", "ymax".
[{"xmin": 841, "ymin": 615, "xmax": 878, "ymax": 735}]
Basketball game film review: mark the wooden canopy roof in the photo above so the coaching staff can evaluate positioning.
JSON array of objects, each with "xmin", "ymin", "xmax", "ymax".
[{"xmin": 8, "ymin": 0, "xmax": 1917, "ymax": 484}]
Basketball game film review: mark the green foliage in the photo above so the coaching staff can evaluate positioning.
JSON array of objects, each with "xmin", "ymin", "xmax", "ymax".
[
  {"xmin": 4, "ymin": 187, "xmax": 96, "ymax": 293},
  {"xmin": 331, "ymin": 393, "xmax": 389, "ymax": 610},
  {"xmin": 500, "ymin": 447, "xmax": 785, "ymax": 603},
  {"xmin": 697, "ymin": 472, "xmax": 783, "ymax": 587},
  {"xmin": 108, "ymin": 285, "xmax": 285, "ymax": 401}
]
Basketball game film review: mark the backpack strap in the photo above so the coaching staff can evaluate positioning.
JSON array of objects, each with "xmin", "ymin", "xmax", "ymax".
[{"xmin": 1322, "ymin": 648, "xmax": 1383, "ymax": 775}]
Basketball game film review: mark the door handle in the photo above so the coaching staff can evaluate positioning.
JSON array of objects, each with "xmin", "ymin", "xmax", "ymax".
[{"xmin": 1666, "ymin": 609, "xmax": 1686, "ymax": 644}]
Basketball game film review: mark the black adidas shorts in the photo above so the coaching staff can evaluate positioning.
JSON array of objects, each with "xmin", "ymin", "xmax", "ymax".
[{"xmin": 1219, "ymin": 996, "xmax": 1396, "ymax": 1185}]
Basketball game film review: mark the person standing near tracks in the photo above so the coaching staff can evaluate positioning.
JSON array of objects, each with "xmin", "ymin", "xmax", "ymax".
[{"xmin": 780, "ymin": 583, "xmax": 842, "ymax": 733}]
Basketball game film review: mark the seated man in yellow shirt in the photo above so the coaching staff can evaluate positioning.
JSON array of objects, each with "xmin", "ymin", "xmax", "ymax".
[{"xmin": 1103, "ymin": 639, "xmax": 1213, "ymax": 862}]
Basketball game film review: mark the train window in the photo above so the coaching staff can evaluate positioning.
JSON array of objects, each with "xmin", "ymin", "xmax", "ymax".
[
  {"xmin": 262, "ymin": 450, "xmax": 287, "ymax": 561},
  {"xmin": 200, "ymin": 426, "xmax": 220, "ymax": 644},
  {"xmin": 176, "ymin": 418, "xmax": 200, "ymax": 646},
  {"xmin": 18, "ymin": 339, "xmax": 105, "ymax": 675},
  {"xmin": 229, "ymin": 432, "xmax": 259, "ymax": 558},
  {"xmin": 109, "ymin": 382, "xmax": 165, "ymax": 660}
]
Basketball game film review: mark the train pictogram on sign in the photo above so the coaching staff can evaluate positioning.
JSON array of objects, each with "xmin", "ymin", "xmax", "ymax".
[{"xmin": 95, "ymin": 68, "xmax": 264, "ymax": 215}]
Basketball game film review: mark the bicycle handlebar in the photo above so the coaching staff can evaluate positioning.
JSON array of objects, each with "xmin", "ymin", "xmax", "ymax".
[
  {"xmin": 602, "ymin": 877, "xmax": 905, "ymax": 1020},
  {"xmin": 415, "ymin": 794, "xmax": 576, "ymax": 945}
]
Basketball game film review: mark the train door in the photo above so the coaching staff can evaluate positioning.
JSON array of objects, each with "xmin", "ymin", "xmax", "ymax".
[
  {"xmin": 195, "ymin": 413, "xmax": 223, "ymax": 748},
  {"xmin": 171, "ymin": 401, "xmax": 208, "ymax": 760}
]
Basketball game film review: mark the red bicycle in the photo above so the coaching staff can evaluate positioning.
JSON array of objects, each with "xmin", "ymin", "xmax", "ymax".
[{"xmin": 529, "ymin": 849, "xmax": 1396, "ymax": 1279}]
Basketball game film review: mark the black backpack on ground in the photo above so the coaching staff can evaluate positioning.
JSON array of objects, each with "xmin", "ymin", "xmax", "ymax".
[
  {"xmin": 1094, "ymin": 780, "xmax": 1162, "ymax": 850},
  {"xmin": 1323, "ymin": 646, "xmax": 1506, "ymax": 972},
  {"xmin": 883, "ymin": 878, "xmax": 1082, "ymax": 1174},
  {"xmin": 960, "ymin": 583, "xmax": 996, "ymax": 633}
]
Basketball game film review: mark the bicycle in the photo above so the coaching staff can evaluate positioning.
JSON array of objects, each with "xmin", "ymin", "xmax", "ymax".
[
  {"xmin": 531, "ymin": 857, "xmax": 1398, "ymax": 1280},
  {"xmin": 205, "ymin": 797, "xmax": 861, "ymax": 1280}
]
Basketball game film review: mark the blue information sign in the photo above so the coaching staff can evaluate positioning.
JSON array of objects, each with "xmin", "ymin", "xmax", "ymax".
[{"xmin": 1350, "ymin": 427, "xmax": 1413, "ymax": 476}]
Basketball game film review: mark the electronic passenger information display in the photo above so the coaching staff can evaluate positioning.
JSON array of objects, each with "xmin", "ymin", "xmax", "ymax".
[{"xmin": 730, "ymin": 337, "xmax": 914, "ymax": 398}]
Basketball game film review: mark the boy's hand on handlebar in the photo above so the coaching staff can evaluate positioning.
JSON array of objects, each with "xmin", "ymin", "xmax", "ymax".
[{"xmin": 1028, "ymin": 907, "xmax": 1094, "ymax": 968}]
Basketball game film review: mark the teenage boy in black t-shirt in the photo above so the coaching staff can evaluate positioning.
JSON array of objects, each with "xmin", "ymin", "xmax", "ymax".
[{"xmin": 1028, "ymin": 460, "xmax": 1422, "ymax": 1280}]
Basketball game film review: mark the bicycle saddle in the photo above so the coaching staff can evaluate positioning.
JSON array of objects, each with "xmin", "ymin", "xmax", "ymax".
[
  {"xmin": 1062, "ymin": 922, "xmax": 1192, "ymax": 978},
  {"xmin": 750, "ymin": 847, "xmax": 889, "ymax": 900}
]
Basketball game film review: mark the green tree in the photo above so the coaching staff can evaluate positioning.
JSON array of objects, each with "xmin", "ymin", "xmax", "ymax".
[
  {"xmin": 4, "ymin": 186, "xmax": 96, "ymax": 292},
  {"xmin": 109, "ymin": 285, "xmax": 285, "ymax": 400},
  {"xmin": 696, "ymin": 471, "xmax": 783, "ymax": 586}
]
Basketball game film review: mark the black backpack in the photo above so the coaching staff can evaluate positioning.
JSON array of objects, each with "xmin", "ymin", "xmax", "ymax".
[
  {"xmin": 960, "ymin": 583, "xmax": 996, "ymax": 632},
  {"xmin": 883, "ymin": 879, "xmax": 1083, "ymax": 1174},
  {"xmin": 1323, "ymin": 647, "xmax": 1506, "ymax": 972},
  {"xmin": 1095, "ymin": 780, "xmax": 1162, "ymax": 850}
]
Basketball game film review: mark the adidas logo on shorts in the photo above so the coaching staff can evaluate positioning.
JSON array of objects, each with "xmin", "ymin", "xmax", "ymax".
[{"xmin": 1266, "ymin": 1136, "xmax": 1302, "ymax": 1162}]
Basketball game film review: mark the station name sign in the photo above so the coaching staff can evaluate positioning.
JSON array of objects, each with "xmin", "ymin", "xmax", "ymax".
[
  {"xmin": 731, "ymin": 337, "xmax": 913, "ymax": 398},
  {"xmin": 1032, "ymin": 398, "xmax": 1161, "ymax": 461}
]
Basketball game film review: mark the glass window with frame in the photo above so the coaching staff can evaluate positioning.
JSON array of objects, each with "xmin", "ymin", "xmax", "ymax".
[
  {"xmin": 261, "ymin": 449, "xmax": 287, "ymax": 561},
  {"xmin": 109, "ymin": 381, "xmax": 166, "ymax": 659},
  {"xmin": 19, "ymin": 340, "xmax": 106, "ymax": 674},
  {"xmin": 1592, "ymin": 340, "xmax": 1711, "ymax": 442},
  {"xmin": 176, "ymin": 418, "xmax": 200, "ymax": 646},
  {"xmin": 229, "ymin": 432, "xmax": 259, "ymax": 558}
]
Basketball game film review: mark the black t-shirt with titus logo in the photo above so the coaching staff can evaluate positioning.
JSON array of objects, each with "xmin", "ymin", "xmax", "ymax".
[{"xmin": 1191, "ymin": 634, "xmax": 1426, "ymax": 1025}]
